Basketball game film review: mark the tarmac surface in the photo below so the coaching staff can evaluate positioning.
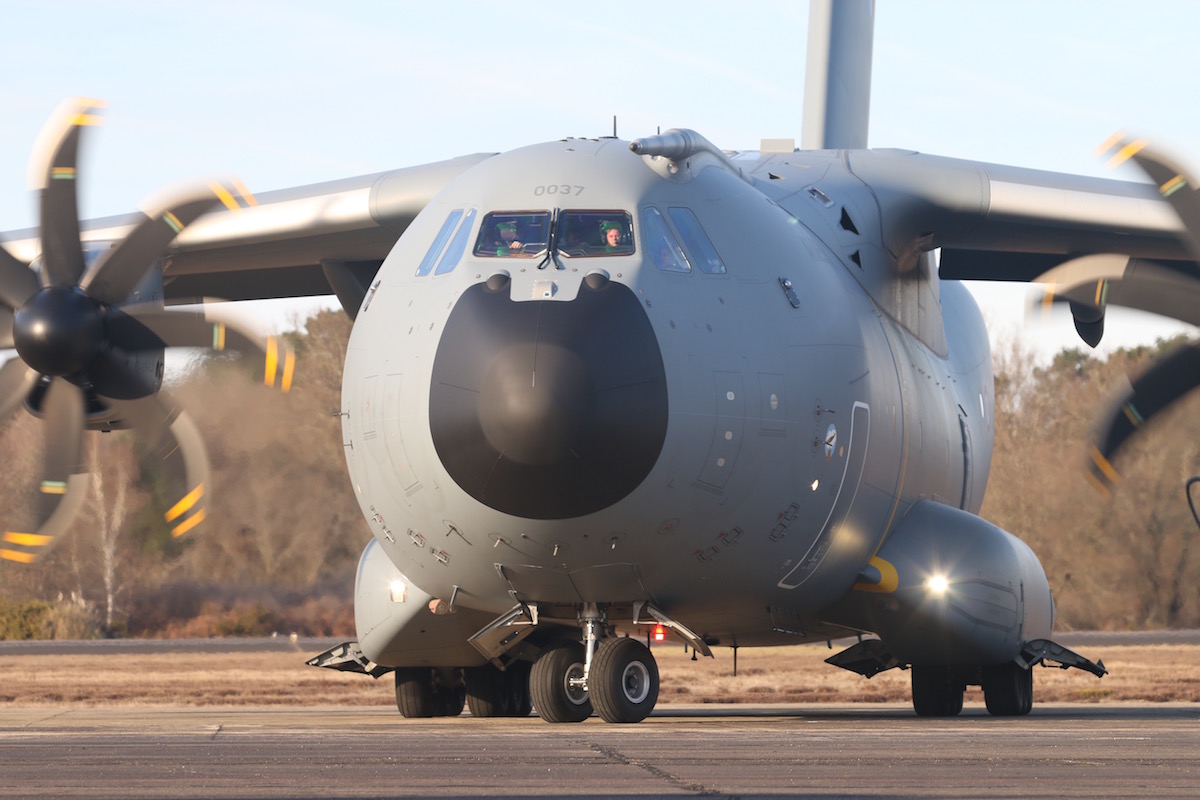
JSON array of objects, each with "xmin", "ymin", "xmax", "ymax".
[{"xmin": 2, "ymin": 703, "xmax": 1197, "ymax": 799}]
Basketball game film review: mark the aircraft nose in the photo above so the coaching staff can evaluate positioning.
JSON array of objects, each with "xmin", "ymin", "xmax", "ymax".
[{"xmin": 429, "ymin": 274, "xmax": 668, "ymax": 519}]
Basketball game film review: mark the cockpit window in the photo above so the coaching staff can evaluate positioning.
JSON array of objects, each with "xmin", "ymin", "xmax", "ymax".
[
  {"xmin": 641, "ymin": 207, "xmax": 690, "ymax": 273},
  {"xmin": 557, "ymin": 210, "xmax": 635, "ymax": 257},
  {"xmin": 668, "ymin": 207, "xmax": 726, "ymax": 274},
  {"xmin": 416, "ymin": 209, "xmax": 464, "ymax": 277},
  {"xmin": 473, "ymin": 211, "xmax": 551, "ymax": 257},
  {"xmin": 434, "ymin": 208, "xmax": 477, "ymax": 275}
]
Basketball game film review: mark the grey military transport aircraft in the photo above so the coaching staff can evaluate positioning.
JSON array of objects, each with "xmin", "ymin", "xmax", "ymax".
[{"xmin": 5, "ymin": 0, "xmax": 1199, "ymax": 721}]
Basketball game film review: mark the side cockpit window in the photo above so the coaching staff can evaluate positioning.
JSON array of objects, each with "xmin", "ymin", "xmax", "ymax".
[
  {"xmin": 558, "ymin": 210, "xmax": 635, "ymax": 257},
  {"xmin": 473, "ymin": 211, "xmax": 551, "ymax": 257},
  {"xmin": 641, "ymin": 207, "xmax": 690, "ymax": 273},
  {"xmin": 669, "ymin": 206, "xmax": 726, "ymax": 274},
  {"xmin": 416, "ymin": 209, "xmax": 464, "ymax": 276},
  {"xmin": 435, "ymin": 208, "xmax": 477, "ymax": 275}
]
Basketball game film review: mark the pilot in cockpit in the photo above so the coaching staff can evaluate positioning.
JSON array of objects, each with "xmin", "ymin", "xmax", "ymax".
[
  {"xmin": 599, "ymin": 220, "xmax": 624, "ymax": 251},
  {"xmin": 492, "ymin": 221, "xmax": 523, "ymax": 255}
]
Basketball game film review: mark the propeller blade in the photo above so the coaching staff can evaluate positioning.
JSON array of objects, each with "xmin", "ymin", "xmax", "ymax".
[
  {"xmin": 1029, "ymin": 255, "xmax": 1200, "ymax": 329},
  {"xmin": 1086, "ymin": 340, "xmax": 1200, "ymax": 495},
  {"xmin": 83, "ymin": 181, "xmax": 241, "ymax": 306},
  {"xmin": 1101, "ymin": 134, "xmax": 1200, "ymax": 267},
  {"xmin": 85, "ymin": 346, "xmax": 160, "ymax": 401},
  {"xmin": 0, "ymin": 305, "xmax": 13, "ymax": 349},
  {"xmin": 30, "ymin": 98, "xmax": 105, "ymax": 289},
  {"xmin": 105, "ymin": 393, "xmax": 210, "ymax": 539},
  {"xmin": 109, "ymin": 306, "xmax": 296, "ymax": 391},
  {"xmin": 0, "ymin": 358, "xmax": 37, "ymax": 425},
  {"xmin": 0, "ymin": 377, "xmax": 89, "ymax": 564},
  {"xmin": 0, "ymin": 242, "xmax": 38, "ymax": 309},
  {"xmin": 0, "ymin": 473, "xmax": 89, "ymax": 564}
]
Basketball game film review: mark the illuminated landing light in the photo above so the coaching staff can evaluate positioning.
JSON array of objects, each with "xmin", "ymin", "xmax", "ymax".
[
  {"xmin": 810, "ymin": 479, "xmax": 820, "ymax": 491},
  {"xmin": 653, "ymin": 624, "xmax": 666, "ymax": 642},
  {"xmin": 926, "ymin": 575, "xmax": 950, "ymax": 596},
  {"xmin": 389, "ymin": 579, "xmax": 407, "ymax": 603}
]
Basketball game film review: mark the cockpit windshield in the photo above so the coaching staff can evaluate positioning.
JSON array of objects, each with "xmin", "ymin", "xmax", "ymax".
[
  {"xmin": 469, "ymin": 209, "xmax": 635, "ymax": 263},
  {"xmin": 473, "ymin": 211, "xmax": 551, "ymax": 257},
  {"xmin": 557, "ymin": 210, "xmax": 635, "ymax": 257}
]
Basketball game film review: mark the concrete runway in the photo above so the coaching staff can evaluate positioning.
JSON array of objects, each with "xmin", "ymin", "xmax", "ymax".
[{"xmin": 2, "ymin": 704, "xmax": 1197, "ymax": 799}]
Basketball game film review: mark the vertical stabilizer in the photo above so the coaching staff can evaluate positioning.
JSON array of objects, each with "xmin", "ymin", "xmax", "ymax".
[{"xmin": 801, "ymin": 0, "xmax": 875, "ymax": 150}]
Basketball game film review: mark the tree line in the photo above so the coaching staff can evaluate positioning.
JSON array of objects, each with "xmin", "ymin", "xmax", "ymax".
[{"xmin": 1, "ymin": 311, "xmax": 1197, "ymax": 638}]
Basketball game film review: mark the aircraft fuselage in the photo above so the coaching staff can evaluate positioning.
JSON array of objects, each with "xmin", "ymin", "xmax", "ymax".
[{"xmin": 341, "ymin": 137, "xmax": 1000, "ymax": 649}]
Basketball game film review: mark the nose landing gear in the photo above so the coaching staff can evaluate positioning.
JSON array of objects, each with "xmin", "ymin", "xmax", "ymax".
[
  {"xmin": 528, "ymin": 603, "xmax": 662, "ymax": 724},
  {"xmin": 530, "ymin": 640, "xmax": 593, "ymax": 723}
]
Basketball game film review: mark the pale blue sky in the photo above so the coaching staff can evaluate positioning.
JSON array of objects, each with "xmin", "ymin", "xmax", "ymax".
[{"xmin": 1, "ymin": 0, "xmax": 1197, "ymax": 358}]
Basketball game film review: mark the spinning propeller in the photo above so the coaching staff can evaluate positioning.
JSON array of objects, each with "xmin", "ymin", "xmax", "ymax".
[
  {"xmin": 1026, "ymin": 135, "xmax": 1200, "ymax": 494},
  {"xmin": 0, "ymin": 98, "xmax": 294, "ymax": 564}
]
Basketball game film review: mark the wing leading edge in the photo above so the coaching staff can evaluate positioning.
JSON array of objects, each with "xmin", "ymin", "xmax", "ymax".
[{"xmin": 2, "ymin": 153, "xmax": 494, "ymax": 306}]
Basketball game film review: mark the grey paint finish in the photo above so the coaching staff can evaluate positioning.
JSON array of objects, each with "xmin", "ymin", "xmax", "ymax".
[{"xmin": 341, "ymin": 137, "xmax": 999, "ymax": 659}]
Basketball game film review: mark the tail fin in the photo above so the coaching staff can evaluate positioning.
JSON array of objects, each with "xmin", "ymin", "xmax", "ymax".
[{"xmin": 801, "ymin": 0, "xmax": 875, "ymax": 150}]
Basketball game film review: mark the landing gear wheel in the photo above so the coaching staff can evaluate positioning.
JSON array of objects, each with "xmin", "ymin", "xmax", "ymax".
[
  {"xmin": 505, "ymin": 660, "xmax": 533, "ymax": 717},
  {"xmin": 394, "ymin": 667, "xmax": 434, "ymax": 718},
  {"xmin": 465, "ymin": 662, "xmax": 531, "ymax": 717},
  {"xmin": 465, "ymin": 664, "xmax": 507, "ymax": 717},
  {"xmin": 434, "ymin": 681, "xmax": 466, "ymax": 717},
  {"xmin": 590, "ymin": 637, "xmax": 659, "ymax": 723},
  {"xmin": 530, "ymin": 641, "xmax": 592, "ymax": 723},
  {"xmin": 911, "ymin": 665, "xmax": 964, "ymax": 717},
  {"xmin": 983, "ymin": 662, "xmax": 1033, "ymax": 716}
]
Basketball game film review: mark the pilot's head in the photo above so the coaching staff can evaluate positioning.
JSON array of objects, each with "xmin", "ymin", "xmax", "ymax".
[
  {"xmin": 497, "ymin": 221, "xmax": 518, "ymax": 242},
  {"xmin": 601, "ymin": 220, "xmax": 622, "ymax": 247}
]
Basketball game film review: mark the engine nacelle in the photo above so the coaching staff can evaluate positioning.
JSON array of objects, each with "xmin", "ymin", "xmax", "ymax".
[
  {"xmin": 827, "ymin": 500, "xmax": 1054, "ymax": 666},
  {"xmin": 354, "ymin": 538, "xmax": 493, "ymax": 668}
]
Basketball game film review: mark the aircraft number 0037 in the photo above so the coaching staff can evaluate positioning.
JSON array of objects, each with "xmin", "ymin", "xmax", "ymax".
[{"xmin": 533, "ymin": 184, "xmax": 585, "ymax": 196}]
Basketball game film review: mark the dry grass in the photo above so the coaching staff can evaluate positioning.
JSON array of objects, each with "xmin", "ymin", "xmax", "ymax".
[
  {"xmin": 1, "ymin": 643, "xmax": 1198, "ymax": 708},
  {"xmin": 655, "ymin": 643, "xmax": 1200, "ymax": 705}
]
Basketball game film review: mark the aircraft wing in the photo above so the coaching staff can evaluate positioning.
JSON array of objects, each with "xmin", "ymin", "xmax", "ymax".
[
  {"xmin": 2, "ymin": 153, "xmax": 493, "ymax": 306},
  {"xmin": 836, "ymin": 149, "xmax": 1195, "ymax": 281}
]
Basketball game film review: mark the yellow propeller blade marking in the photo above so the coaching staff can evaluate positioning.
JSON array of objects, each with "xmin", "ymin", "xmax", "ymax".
[
  {"xmin": 208, "ymin": 182, "xmax": 241, "ymax": 211},
  {"xmin": 281, "ymin": 349, "xmax": 295, "ymax": 393},
  {"xmin": 265, "ymin": 337, "xmax": 279, "ymax": 387},
  {"xmin": 164, "ymin": 483, "xmax": 205, "ymax": 524},
  {"xmin": 0, "ymin": 549, "xmax": 37, "ymax": 564},
  {"xmin": 171, "ymin": 508, "xmax": 207, "ymax": 538},
  {"xmin": 3, "ymin": 532, "xmax": 53, "ymax": 547}
]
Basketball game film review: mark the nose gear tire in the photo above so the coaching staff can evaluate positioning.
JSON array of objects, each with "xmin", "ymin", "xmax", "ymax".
[
  {"xmin": 530, "ymin": 641, "xmax": 592, "ymax": 723},
  {"xmin": 590, "ymin": 637, "xmax": 660, "ymax": 723}
]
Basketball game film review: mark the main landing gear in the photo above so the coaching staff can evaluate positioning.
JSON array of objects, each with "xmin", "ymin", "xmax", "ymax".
[
  {"xmin": 909, "ymin": 662, "xmax": 1033, "ymax": 717},
  {"xmin": 464, "ymin": 661, "xmax": 533, "ymax": 717},
  {"xmin": 394, "ymin": 667, "xmax": 467, "ymax": 718},
  {"xmin": 830, "ymin": 638, "xmax": 1105, "ymax": 718},
  {"xmin": 394, "ymin": 663, "xmax": 535, "ymax": 718}
]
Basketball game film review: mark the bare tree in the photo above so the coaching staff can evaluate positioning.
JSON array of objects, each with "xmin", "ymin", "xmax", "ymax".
[{"xmin": 83, "ymin": 433, "xmax": 141, "ymax": 629}]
